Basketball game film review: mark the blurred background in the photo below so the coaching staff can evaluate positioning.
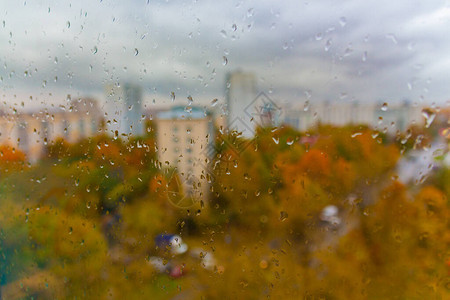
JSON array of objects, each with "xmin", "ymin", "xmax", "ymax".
[{"xmin": 0, "ymin": 0, "xmax": 449, "ymax": 299}]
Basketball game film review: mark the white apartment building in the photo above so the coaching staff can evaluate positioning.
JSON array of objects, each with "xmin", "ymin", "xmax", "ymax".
[
  {"xmin": 281, "ymin": 100, "xmax": 423, "ymax": 132},
  {"xmin": 105, "ymin": 83, "xmax": 144, "ymax": 137},
  {"xmin": 0, "ymin": 98, "xmax": 101, "ymax": 162},
  {"xmin": 225, "ymin": 71, "xmax": 257, "ymax": 137},
  {"xmin": 155, "ymin": 106, "xmax": 213, "ymax": 203}
]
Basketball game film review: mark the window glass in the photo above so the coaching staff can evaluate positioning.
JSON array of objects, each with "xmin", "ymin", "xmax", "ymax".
[{"xmin": 0, "ymin": 1, "xmax": 449, "ymax": 299}]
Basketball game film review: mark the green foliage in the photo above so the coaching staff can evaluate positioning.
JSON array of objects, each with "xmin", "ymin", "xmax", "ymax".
[{"xmin": 0, "ymin": 200, "xmax": 33, "ymax": 285}]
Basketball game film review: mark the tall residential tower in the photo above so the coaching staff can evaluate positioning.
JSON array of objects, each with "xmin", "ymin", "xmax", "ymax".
[
  {"xmin": 105, "ymin": 83, "xmax": 144, "ymax": 137},
  {"xmin": 225, "ymin": 71, "xmax": 257, "ymax": 137}
]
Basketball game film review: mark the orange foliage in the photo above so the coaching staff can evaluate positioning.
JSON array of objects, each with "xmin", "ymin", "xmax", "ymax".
[
  {"xmin": 298, "ymin": 148, "xmax": 331, "ymax": 178},
  {"xmin": 332, "ymin": 157, "xmax": 356, "ymax": 193},
  {"xmin": 93, "ymin": 141, "xmax": 122, "ymax": 163},
  {"xmin": 0, "ymin": 145, "xmax": 26, "ymax": 162},
  {"xmin": 149, "ymin": 174, "xmax": 167, "ymax": 193},
  {"xmin": 415, "ymin": 185, "xmax": 447, "ymax": 210}
]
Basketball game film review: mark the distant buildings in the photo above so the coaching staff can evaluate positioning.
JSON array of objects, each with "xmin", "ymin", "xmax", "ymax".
[
  {"xmin": 281, "ymin": 100, "xmax": 423, "ymax": 133},
  {"xmin": 155, "ymin": 106, "xmax": 213, "ymax": 201},
  {"xmin": 225, "ymin": 71, "xmax": 257, "ymax": 137},
  {"xmin": 0, "ymin": 98, "xmax": 101, "ymax": 162},
  {"xmin": 224, "ymin": 70, "xmax": 423, "ymax": 136},
  {"xmin": 105, "ymin": 83, "xmax": 144, "ymax": 136}
]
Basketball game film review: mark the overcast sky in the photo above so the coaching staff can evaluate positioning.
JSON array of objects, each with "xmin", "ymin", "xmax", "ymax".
[{"xmin": 0, "ymin": 0, "xmax": 449, "ymax": 113}]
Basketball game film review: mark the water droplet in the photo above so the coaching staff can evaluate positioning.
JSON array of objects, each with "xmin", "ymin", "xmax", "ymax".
[
  {"xmin": 344, "ymin": 45, "xmax": 353, "ymax": 57},
  {"xmin": 171, "ymin": 92, "xmax": 175, "ymax": 102},
  {"xmin": 286, "ymin": 138, "xmax": 294, "ymax": 145},
  {"xmin": 381, "ymin": 102, "xmax": 388, "ymax": 111},
  {"xmin": 351, "ymin": 132, "xmax": 362, "ymax": 138},
  {"xmin": 279, "ymin": 211, "xmax": 288, "ymax": 222},
  {"xmin": 432, "ymin": 148, "xmax": 445, "ymax": 157},
  {"xmin": 315, "ymin": 32, "xmax": 323, "ymax": 41},
  {"xmin": 232, "ymin": 24, "xmax": 237, "ymax": 32},
  {"xmin": 211, "ymin": 98, "xmax": 218, "ymax": 106},
  {"xmin": 362, "ymin": 51, "xmax": 367, "ymax": 62},
  {"xmin": 272, "ymin": 136, "xmax": 279, "ymax": 144},
  {"xmin": 185, "ymin": 106, "xmax": 192, "ymax": 113},
  {"xmin": 421, "ymin": 108, "xmax": 436, "ymax": 128},
  {"xmin": 304, "ymin": 100, "xmax": 310, "ymax": 112},
  {"xmin": 222, "ymin": 56, "xmax": 228, "ymax": 66},
  {"xmin": 220, "ymin": 30, "xmax": 227, "ymax": 38},
  {"xmin": 66, "ymin": 21, "xmax": 70, "ymax": 28},
  {"xmin": 385, "ymin": 33, "xmax": 398, "ymax": 44},
  {"xmin": 304, "ymin": 90, "xmax": 312, "ymax": 99},
  {"xmin": 247, "ymin": 8, "xmax": 254, "ymax": 18},
  {"xmin": 339, "ymin": 17, "xmax": 347, "ymax": 27},
  {"xmin": 134, "ymin": 48, "xmax": 139, "ymax": 56},
  {"xmin": 324, "ymin": 38, "xmax": 332, "ymax": 51},
  {"xmin": 394, "ymin": 230, "xmax": 402, "ymax": 243},
  {"xmin": 187, "ymin": 95, "xmax": 193, "ymax": 105}
]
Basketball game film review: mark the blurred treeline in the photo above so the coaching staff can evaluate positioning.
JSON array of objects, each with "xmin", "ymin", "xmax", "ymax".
[{"xmin": 0, "ymin": 121, "xmax": 448, "ymax": 299}]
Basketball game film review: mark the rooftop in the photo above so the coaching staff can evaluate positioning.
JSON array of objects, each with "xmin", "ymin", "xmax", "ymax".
[{"xmin": 156, "ymin": 105, "xmax": 210, "ymax": 120}]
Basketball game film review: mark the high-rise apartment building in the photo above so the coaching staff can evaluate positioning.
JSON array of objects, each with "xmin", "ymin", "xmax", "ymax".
[
  {"xmin": 225, "ymin": 71, "xmax": 257, "ymax": 137},
  {"xmin": 155, "ymin": 106, "xmax": 213, "ymax": 202},
  {"xmin": 105, "ymin": 83, "xmax": 143, "ymax": 137}
]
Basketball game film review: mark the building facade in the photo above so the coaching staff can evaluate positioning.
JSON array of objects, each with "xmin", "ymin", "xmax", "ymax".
[
  {"xmin": 281, "ymin": 100, "xmax": 423, "ymax": 133},
  {"xmin": 155, "ymin": 106, "xmax": 213, "ymax": 202},
  {"xmin": 0, "ymin": 98, "xmax": 101, "ymax": 162},
  {"xmin": 225, "ymin": 71, "xmax": 257, "ymax": 137},
  {"xmin": 105, "ymin": 83, "xmax": 144, "ymax": 137}
]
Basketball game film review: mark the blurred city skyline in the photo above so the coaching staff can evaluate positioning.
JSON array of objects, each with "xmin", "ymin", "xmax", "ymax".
[{"xmin": 1, "ymin": 0, "xmax": 450, "ymax": 114}]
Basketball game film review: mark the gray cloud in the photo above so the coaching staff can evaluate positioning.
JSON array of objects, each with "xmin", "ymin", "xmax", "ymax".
[{"xmin": 0, "ymin": 0, "xmax": 449, "ymax": 114}]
